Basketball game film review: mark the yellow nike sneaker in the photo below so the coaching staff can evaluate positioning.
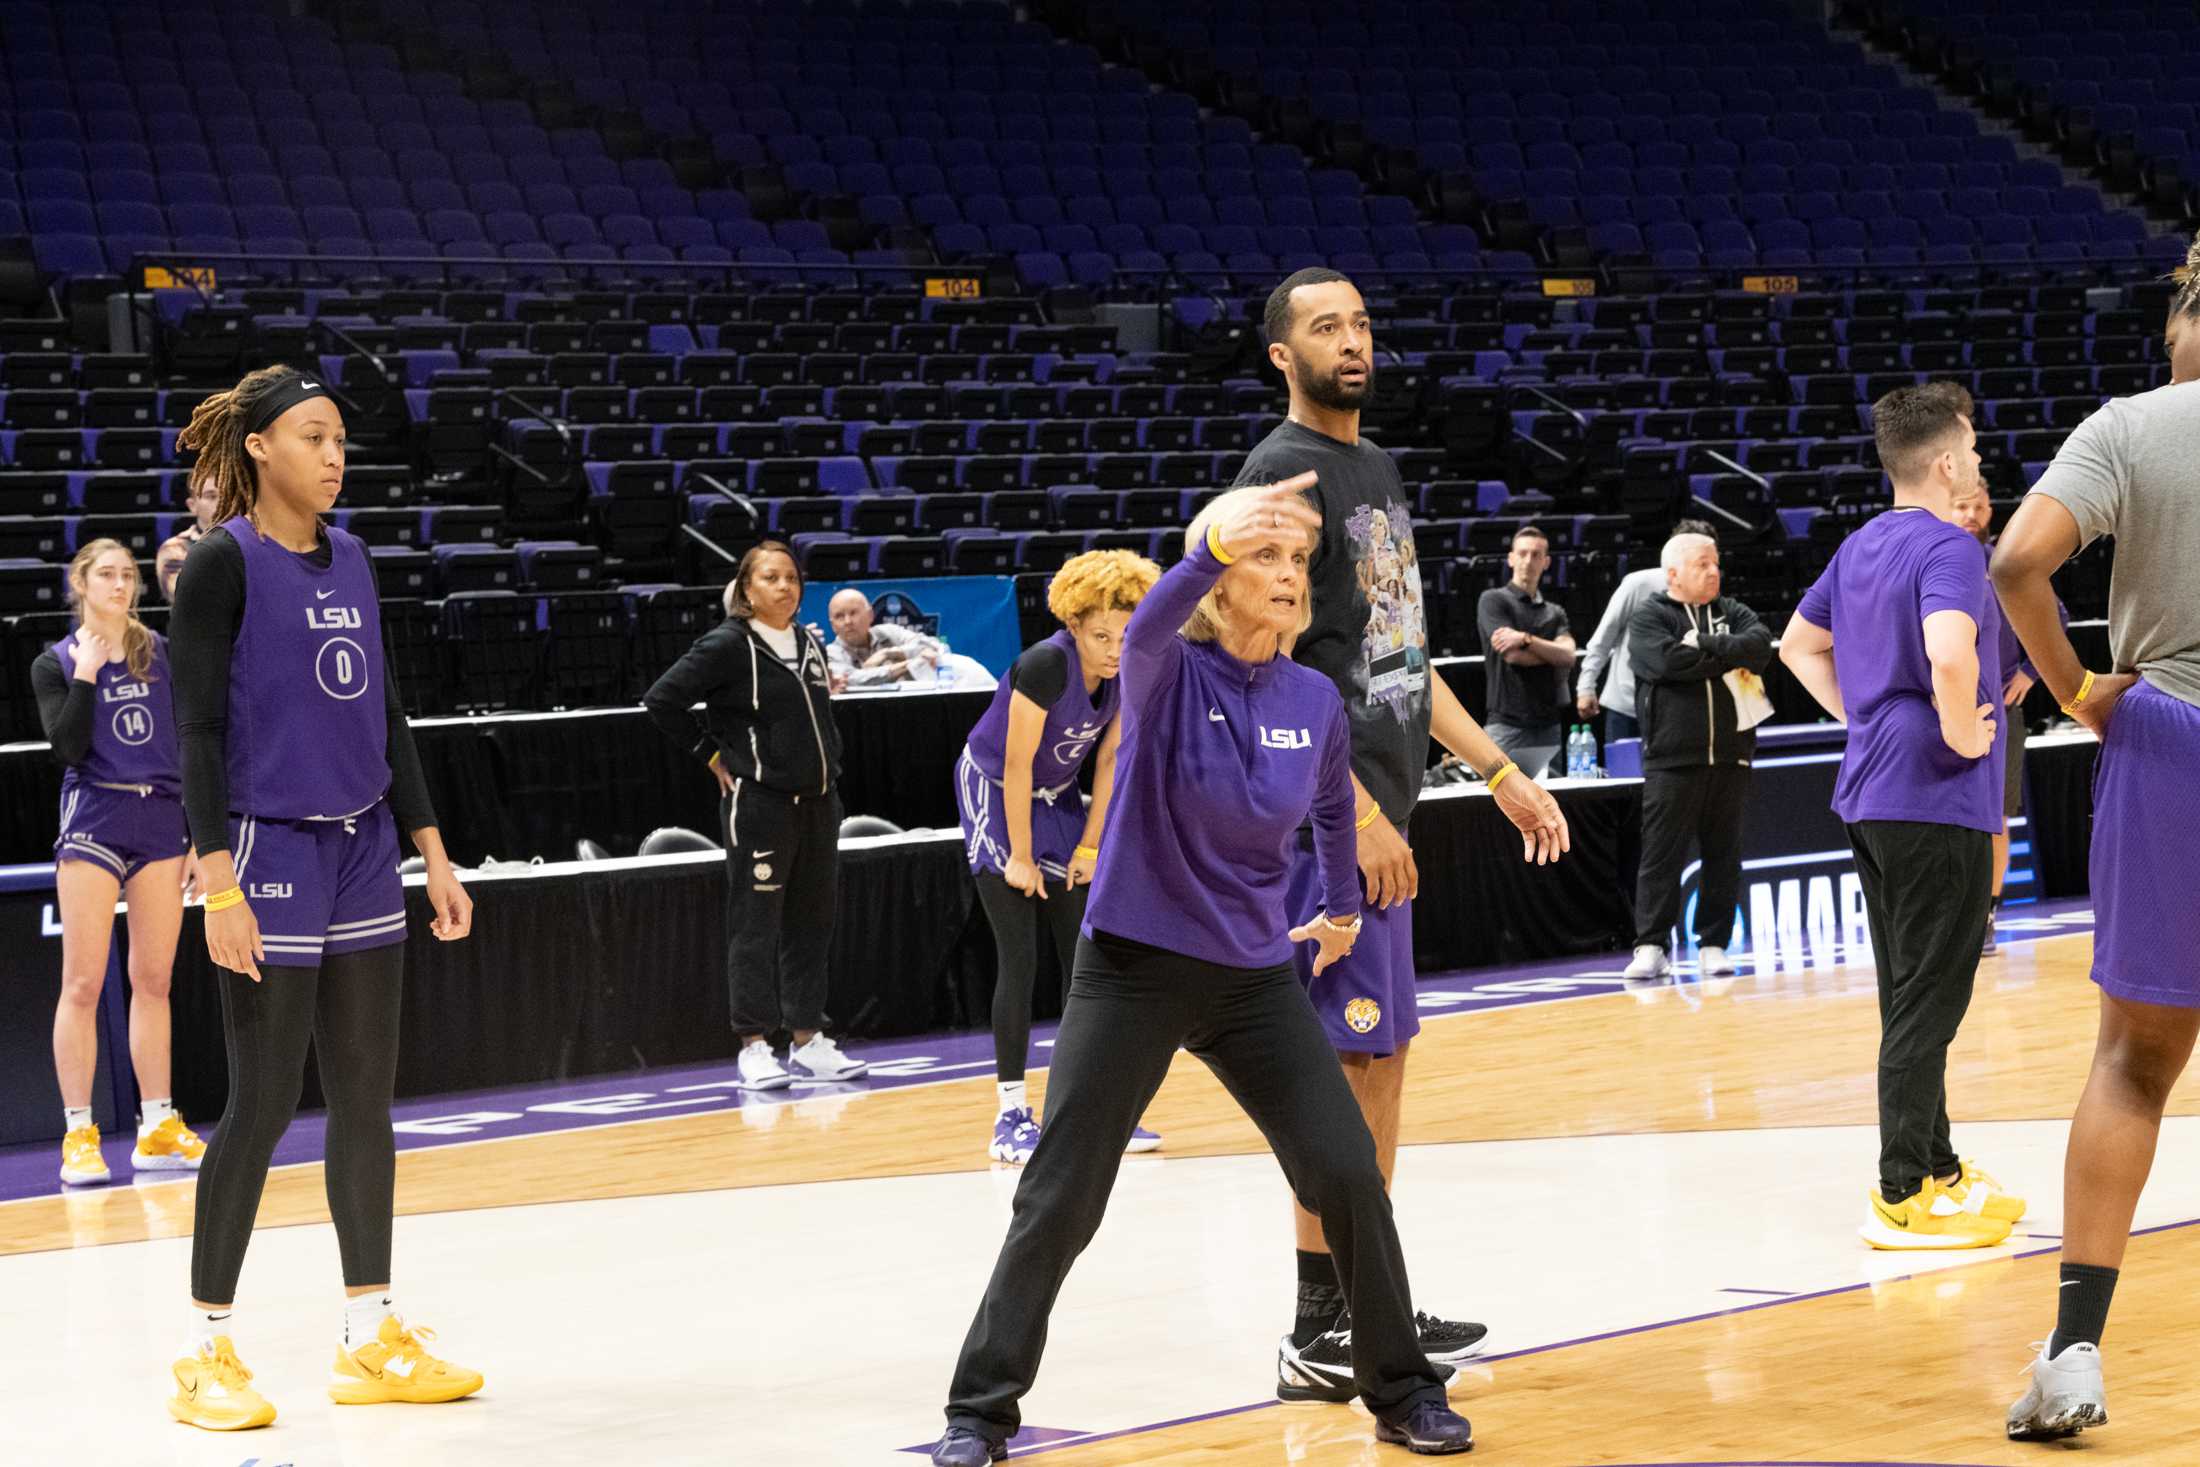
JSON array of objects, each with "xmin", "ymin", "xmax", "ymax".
[
  {"xmin": 132, "ymin": 1115, "xmax": 207, "ymax": 1172},
  {"xmin": 1859, "ymin": 1177, "xmax": 2013, "ymax": 1250},
  {"xmin": 59, "ymin": 1124, "xmax": 110, "ymax": 1186},
  {"xmin": 169, "ymin": 1337, "xmax": 277, "ymax": 1431},
  {"xmin": 1949, "ymin": 1158, "xmax": 2027, "ymax": 1223},
  {"xmin": 329, "ymin": 1316, "xmax": 484, "ymax": 1405}
]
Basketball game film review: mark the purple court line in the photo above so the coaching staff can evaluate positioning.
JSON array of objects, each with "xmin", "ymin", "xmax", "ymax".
[
  {"xmin": 1716, "ymin": 1287, "xmax": 1797, "ymax": 1296},
  {"xmin": 982, "ymin": 1213, "xmax": 2200, "ymax": 1461}
]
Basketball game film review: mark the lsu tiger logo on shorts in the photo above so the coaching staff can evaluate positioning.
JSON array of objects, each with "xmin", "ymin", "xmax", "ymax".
[
  {"xmin": 1343, "ymin": 997, "xmax": 1382, "ymax": 1034},
  {"xmin": 753, "ymin": 862, "xmax": 773, "ymax": 882}
]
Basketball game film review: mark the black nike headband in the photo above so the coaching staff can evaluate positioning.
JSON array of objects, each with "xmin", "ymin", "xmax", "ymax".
[{"xmin": 243, "ymin": 373, "xmax": 335, "ymax": 440}]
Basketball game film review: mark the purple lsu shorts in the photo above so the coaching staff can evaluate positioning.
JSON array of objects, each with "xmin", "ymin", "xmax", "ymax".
[
  {"xmin": 955, "ymin": 747, "xmax": 1089, "ymax": 882},
  {"xmin": 228, "ymin": 801, "xmax": 407, "ymax": 964},
  {"xmin": 55, "ymin": 784, "xmax": 189, "ymax": 881},
  {"xmin": 2089, "ymin": 680, "xmax": 2200, "ymax": 1008},
  {"xmin": 1285, "ymin": 828, "xmax": 1421, "ymax": 1056}
]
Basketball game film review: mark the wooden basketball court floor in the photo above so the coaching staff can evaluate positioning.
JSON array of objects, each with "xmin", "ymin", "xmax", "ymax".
[{"xmin": 6, "ymin": 920, "xmax": 2199, "ymax": 1466}]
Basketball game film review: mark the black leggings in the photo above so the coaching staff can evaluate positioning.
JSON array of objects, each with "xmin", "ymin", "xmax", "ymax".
[
  {"xmin": 190, "ymin": 945, "xmax": 405, "ymax": 1304},
  {"xmin": 972, "ymin": 871, "xmax": 1087, "ymax": 1082}
]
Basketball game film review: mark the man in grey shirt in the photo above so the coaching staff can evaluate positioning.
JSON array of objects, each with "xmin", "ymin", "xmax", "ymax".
[
  {"xmin": 826, "ymin": 587, "xmax": 945, "ymax": 689},
  {"xmin": 1577, "ymin": 517, "xmax": 1719, "ymax": 741},
  {"xmin": 1993, "ymin": 247, "xmax": 2200, "ymax": 1444}
]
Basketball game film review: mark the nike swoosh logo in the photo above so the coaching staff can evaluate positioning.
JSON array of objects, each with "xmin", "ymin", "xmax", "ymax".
[
  {"xmin": 316, "ymin": 588, "xmax": 335, "ymax": 599},
  {"xmin": 1878, "ymin": 1206, "xmax": 1909, "ymax": 1228},
  {"xmin": 1208, "ymin": 708, "xmax": 1225, "ymax": 722},
  {"xmin": 301, "ymin": 380, "xmax": 320, "ymax": 389}
]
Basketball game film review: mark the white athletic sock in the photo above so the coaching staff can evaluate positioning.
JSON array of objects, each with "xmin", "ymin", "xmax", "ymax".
[
  {"xmin": 188, "ymin": 1305, "xmax": 232, "ymax": 1354},
  {"xmin": 140, "ymin": 1098, "xmax": 175, "ymax": 1131},
  {"xmin": 63, "ymin": 1106, "xmax": 93, "ymax": 1133},
  {"xmin": 344, "ymin": 1292, "xmax": 395, "ymax": 1348},
  {"xmin": 996, "ymin": 1080, "xmax": 1027, "ymax": 1117}
]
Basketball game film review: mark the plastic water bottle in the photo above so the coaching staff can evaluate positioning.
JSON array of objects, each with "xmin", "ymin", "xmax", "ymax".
[
  {"xmin": 1566, "ymin": 725, "xmax": 1586, "ymax": 779},
  {"xmin": 935, "ymin": 643, "xmax": 959, "ymax": 689}
]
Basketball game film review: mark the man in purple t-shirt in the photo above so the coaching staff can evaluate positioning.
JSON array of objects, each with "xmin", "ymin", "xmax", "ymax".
[{"xmin": 1780, "ymin": 381, "xmax": 2025, "ymax": 1253}]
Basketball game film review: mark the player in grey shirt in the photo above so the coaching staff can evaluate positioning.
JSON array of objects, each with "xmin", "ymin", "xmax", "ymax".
[{"xmin": 1993, "ymin": 230, "xmax": 2200, "ymax": 1443}]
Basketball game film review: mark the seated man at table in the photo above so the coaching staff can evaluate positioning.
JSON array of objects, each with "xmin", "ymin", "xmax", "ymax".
[
  {"xmin": 1623, "ymin": 531, "xmax": 1774, "ymax": 982},
  {"xmin": 827, "ymin": 588, "xmax": 946, "ymax": 689}
]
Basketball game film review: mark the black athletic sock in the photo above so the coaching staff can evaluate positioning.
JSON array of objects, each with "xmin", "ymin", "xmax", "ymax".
[
  {"xmin": 1292, "ymin": 1248, "xmax": 1344, "ymax": 1348},
  {"xmin": 2051, "ymin": 1262, "xmax": 2118, "ymax": 1357}
]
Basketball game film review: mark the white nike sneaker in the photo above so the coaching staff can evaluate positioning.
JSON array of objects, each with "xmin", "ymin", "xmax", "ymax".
[
  {"xmin": 736, "ymin": 1039, "xmax": 793, "ymax": 1091},
  {"xmin": 2007, "ymin": 1339, "xmax": 2107, "ymax": 1440},
  {"xmin": 787, "ymin": 1033, "xmax": 869, "ymax": 1081},
  {"xmin": 1622, "ymin": 944, "xmax": 1671, "ymax": 980},
  {"xmin": 1699, "ymin": 946, "xmax": 1735, "ymax": 976}
]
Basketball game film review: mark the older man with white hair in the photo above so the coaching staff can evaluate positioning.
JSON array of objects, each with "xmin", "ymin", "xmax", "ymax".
[
  {"xmin": 1621, "ymin": 531, "xmax": 1774, "ymax": 980},
  {"xmin": 824, "ymin": 586, "xmax": 946, "ymax": 689}
]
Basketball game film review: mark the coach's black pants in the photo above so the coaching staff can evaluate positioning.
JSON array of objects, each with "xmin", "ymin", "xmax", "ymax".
[
  {"xmin": 944, "ymin": 931, "xmax": 1447, "ymax": 1443},
  {"xmin": 1847, "ymin": 819, "xmax": 1992, "ymax": 1200},
  {"xmin": 1633, "ymin": 764, "xmax": 1750, "ymax": 948},
  {"xmin": 722, "ymin": 781, "xmax": 840, "ymax": 1037}
]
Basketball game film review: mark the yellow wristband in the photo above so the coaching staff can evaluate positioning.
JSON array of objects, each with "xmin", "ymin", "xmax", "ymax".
[
  {"xmin": 1485, "ymin": 761, "xmax": 1520, "ymax": 794},
  {"xmin": 1073, "ymin": 844, "xmax": 1099, "ymax": 860},
  {"xmin": 708, "ymin": 750, "xmax": 722, "ymax": 770},
  {"xmin": 1204, "ymin": 520, "xmax": 1237, "ymax": 565},
  {"xmin": 1354, "ymin": 803, "xmax": 1383, "ymax": 831},
  {"xmin": 203, "ymin": 885, "xmax": 245, "ymax": 912},
  {"xmin": 2059, "ymin": 669, "xmax": 2097, "ymax": 717}
]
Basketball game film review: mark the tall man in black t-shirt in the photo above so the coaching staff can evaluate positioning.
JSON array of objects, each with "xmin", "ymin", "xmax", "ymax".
[
  {"xmin": 1235, "ymin": 269, "xmax": 1572, "ymax": 1405},
  {"xmin": 1476, "ymin": 525, "xmax": 1576, "ymax": 777}
]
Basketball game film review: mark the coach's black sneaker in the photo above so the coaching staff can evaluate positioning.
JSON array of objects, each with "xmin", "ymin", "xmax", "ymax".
[
  {"xmin": 1375, "ymin": 1399, "xmax": 1475, "ymax": 1455},
  {"xmin": 1278, "ymin": 1325, "xmax": 1458, "ymax": 1403},
  {"xmin": 929, "ymin": 1425, "xmax": 1005, "ymax": 1465},
  {"xmin": 1333, "ymin": 1307, "xmax": 1490, "ymax": 1366},
  {"xmin": 1411, "ymin": 1310, "xmax": 1490, "ymax": 1365}
]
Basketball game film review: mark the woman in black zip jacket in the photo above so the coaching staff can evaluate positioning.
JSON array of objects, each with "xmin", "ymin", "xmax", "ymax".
[{"xmin": 644, "ymin": 541, "xmax": 871, "ymax": 1090}]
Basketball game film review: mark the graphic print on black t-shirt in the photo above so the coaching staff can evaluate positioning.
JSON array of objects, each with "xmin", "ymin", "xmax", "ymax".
[
  {"xmin": 1344, "ymin": 499, "xmax": 1429, "ymax": 720},
  {"xmin": 1235, "ymin": 420, "xmax": 1432, "ymax": 822}
]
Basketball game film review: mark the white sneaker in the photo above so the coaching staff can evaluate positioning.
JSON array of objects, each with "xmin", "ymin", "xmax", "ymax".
[
  {"xmin": 2007, "ymin": 1339, "xmax": 2107, "ymax": 1440},
  {"xmin": 787, "ymin": 1033, "xmax": 869, "ymax": 1082},
  {"xmin": 1699, "ymin": 946, "xmax": 1735, "ymax": 976},
  {"xmin": 1622, "ymin": 944, "xmax": 1671, "ymax": 980},
  {"xmin": 736, "ymin": 1039, "xmax": 793, "ymax": 1091}
]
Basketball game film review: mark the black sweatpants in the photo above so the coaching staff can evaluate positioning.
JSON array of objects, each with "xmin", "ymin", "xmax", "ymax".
[
  {"xmin": 191, "ymin": 945, "xmax": 405, "ymax": 1303},
  {"xmin": 972, "ymin": 871, "xmax": 1087, "ymax": 1082},
  {"xmin": 1634, "ymin": 764, "xmax": 1750, "ymax": 948},
  {"xmin": 722, "ymin": 780, "xmax": 840, "ymax": 1037},
  {"xmin": 1847, "ymin": 819, "xmax": 1993, "ymax": 1200},
  {"xmin": 944, "ymin": 931, "xmax": 1447, "ymax": 1443}
]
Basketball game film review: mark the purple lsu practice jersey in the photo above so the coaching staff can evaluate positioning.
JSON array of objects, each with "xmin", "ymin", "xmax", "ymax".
[
  {"xmin": 223, "ymin": 517, "xmax": 391, "ymax": 819},
  {"xmin": 961, "ymin": 630, "xmax": 1122, "ymax": 791},
  {"xmin": 53, "ymin": 628, "xmax": 181, "ymax": 796}
]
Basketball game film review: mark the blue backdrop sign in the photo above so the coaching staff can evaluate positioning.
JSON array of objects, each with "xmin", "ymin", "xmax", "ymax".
[{"xmin": 798, "ymin": 575, "xmax": 1022, "ymax": 675}]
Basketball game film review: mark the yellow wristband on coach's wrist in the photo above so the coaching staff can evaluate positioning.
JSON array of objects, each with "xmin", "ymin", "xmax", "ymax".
[
  {"xmin": 1354, "ymin": 803, "xmax": 1383, "ymax": 831},
  {"xmin": 203, "ymin": 885, "xmax": 245, "ymax": 913},
  {"xmin": 2060, "ymin": 669, "xmax": 2097, "ymax": 716},
  {"xmin": 1485, "ymin": 762, "xmax": 1521, "ymax": 794},
  {"xmin": 1073, "ymin": 844, "xmax": 1099, "ymax": 860},
  {"xmin": 1205, "ymin": 521, "xmax": 1237, "ymax": 565}
]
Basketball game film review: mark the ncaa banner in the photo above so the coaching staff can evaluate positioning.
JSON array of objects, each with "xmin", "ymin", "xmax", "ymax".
[{"xmin": 798, "ymin": 575, "xmax": 1023, "ymax": 677}]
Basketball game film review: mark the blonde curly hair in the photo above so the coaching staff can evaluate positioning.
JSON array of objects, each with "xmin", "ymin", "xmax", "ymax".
[
  {"xmin": 2173, "ymin": 227, "xmax": 2200, "ymax": 321},
  {"xmin": 1046, "ymin": 549, "xmax": 1160, "ymax": 625}
]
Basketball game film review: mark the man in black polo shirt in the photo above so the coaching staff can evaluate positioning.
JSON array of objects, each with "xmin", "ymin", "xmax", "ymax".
[{"xmin": 1476, "ymin": 526, "xmax": 1576, "ymax": 778}]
